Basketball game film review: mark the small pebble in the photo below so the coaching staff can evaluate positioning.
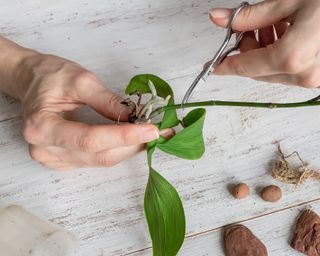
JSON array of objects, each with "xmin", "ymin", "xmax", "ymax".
[
  {"xmin": 260, "ymin": 185, "xmax": 282, "ymax": 202},
  {"xmin": 232, "ymin": 183, "xmax": 250, "ymax": 199}
]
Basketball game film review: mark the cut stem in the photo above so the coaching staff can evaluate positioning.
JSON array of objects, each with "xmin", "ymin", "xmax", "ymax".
[{"xmin": 149, "ymin": 99, "xmax": 320, "ymax": 119}]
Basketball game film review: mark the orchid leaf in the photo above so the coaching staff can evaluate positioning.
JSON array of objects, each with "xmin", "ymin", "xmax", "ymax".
[
  {"xmin": 144, "ymin": 168, "xmax": 186, "ymax": 256},
  {"xmin": 156, "ymin": 108, "xmax": 206, "ymax": 160}
]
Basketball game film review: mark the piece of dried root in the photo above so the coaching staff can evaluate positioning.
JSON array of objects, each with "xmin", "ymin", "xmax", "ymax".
[{"xmin": 271, "ymin": 145, "xmax": 320, "ymax": 186}]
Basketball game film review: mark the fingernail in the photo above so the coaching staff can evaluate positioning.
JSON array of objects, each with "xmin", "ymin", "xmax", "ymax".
[
  {"xmin": 209, "ymin": 8, "xmax": 231, "ymax": 19},
  {"xmin": 160, "ymin": 128, "xmax": 176, "ymax": 139},
  {"xmin": 140, "ymin": 126, "xmax": 159, "ymax": 143}
]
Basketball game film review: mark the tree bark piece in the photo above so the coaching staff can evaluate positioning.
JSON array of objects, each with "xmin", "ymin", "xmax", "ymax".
[
  {"xmin": 291, "ymin": 210, "xmax": 320, "ymax": 256},
  {"xmin": 223, "ymin": 224, "xmax": 268, "ymax": 256}
]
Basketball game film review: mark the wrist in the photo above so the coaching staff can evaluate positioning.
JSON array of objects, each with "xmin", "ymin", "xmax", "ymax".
[{"xmin": 0, "ymin": 37, "xmax": 39, "ymax": 100}]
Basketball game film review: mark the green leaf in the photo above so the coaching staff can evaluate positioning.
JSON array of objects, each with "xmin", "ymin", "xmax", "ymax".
[
  {"xmin": 144, "ymin": 168, "xmax": 186, "ymax": 256},
  {"xmin": 156, "ymin": 108, "xmax": 206, "ymax": 160},
  {"xmin": 125, "ymin": 74, "xmax": 179, "ymax": 129},
  {"xmin": 147, "ymin": 142, "xmax": 156, "ymax": 166}
]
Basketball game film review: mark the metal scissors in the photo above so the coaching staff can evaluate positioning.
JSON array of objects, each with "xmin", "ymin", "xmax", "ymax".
[{"xmin": 181, "ymin": 2, "xmax": 249, "ymax": 106}]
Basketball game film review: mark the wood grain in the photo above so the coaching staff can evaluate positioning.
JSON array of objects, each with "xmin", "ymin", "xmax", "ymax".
[
  {"xmin": 132, "ymin": 200, "xmax": 320, "ymax": 256},
  {"xmin": 0, "ymin": 0, "xmax": 319, "ymax": 255}
]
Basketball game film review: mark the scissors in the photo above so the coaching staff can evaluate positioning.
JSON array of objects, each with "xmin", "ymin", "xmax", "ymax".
[{"xmin": 181, "ymin": 2, "xmax": 249, "ymax": 106}]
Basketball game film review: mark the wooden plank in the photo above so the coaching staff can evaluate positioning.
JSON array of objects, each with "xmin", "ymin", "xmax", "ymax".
[
  {"xmin": 0, "ymin": 0, "xmax": 260, "ymax": 90},
  {"xmin": 0, "ymin": 72, "xmax": 319, "ymax": 255},
  {"xmin": 132, "ymin": 200, "xmax": 320, "ymax": 256},
  {"xmin": 0, "ymin": 0, "xmax": 320, "ymax": 255}
]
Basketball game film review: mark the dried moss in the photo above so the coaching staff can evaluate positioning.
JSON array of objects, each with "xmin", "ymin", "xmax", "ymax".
[{"xmin": 272, "ymin": 146, "xmax": 320, "ymax": 186}]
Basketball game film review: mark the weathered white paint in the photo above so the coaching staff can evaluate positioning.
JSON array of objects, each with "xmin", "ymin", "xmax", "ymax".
[
  {"xmin": 134, "ymin": 201, "xmax": 320, "ymax": 256},
  {"xmin": 0, "ymin": 0, "xmax": 319, "ymax": 255}
]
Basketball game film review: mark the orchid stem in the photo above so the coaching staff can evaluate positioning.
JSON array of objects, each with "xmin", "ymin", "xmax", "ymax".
[{"xmin": 149, "ymin": 98, "xmax": 320, "ymax": 119}]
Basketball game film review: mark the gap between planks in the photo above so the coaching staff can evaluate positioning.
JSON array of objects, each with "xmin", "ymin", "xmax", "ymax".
[{"xmin": 122, "ymin": 196, "xmax": 320, "ymax": 256}]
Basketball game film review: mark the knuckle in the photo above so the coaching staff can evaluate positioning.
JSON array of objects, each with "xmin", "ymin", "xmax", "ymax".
[
  {"xmin": 107, "ymin": 93, "xmax": 123, "ymax": 109},
  {"xmin": 229, "ymin": 57, "xmax": 247, "ymax": 76},
  {"xmin": 22, "ymin": 115, "xmax": 46, "ymax": 145},
  {"xmin": 22, "ymin": 122, "xmax": 37, "ymax": 144},
  {"xmin": 120, "ymin": 129, "xmax": 133, "ymax": 146},
  {"xmin": 96, "ymin": 152, "xmax": 118, "ymax": 167},
  {"xmin": 29, "ymin": 146, "xmax": 46, "ymax": 162},
  {"xmin": 280, "ymin": 49, "xmax": 304, "ymax": 74},
  {"xmin": 78, "ymin": 129, "xmax": 100, "ymax": 152},
  {"xmin": 75, "ymin": 71, "xmax": 100, "ymax": 90},
  {"xmin": 300, "ymin": 72, "xmax": 320, "ymax": 88},
  {"xmin": 240, "ymin": 6, "xmax": 254, "ymax": 21}
]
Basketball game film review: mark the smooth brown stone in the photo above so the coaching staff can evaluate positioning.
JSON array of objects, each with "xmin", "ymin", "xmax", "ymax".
[{"xmin": 224, "ymin": 224, "xmax": 268, "ymax": 256}]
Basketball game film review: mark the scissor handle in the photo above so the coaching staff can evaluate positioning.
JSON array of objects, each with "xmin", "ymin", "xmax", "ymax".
[
  {"xmin": 216, "ymin": 31, "xmax": 246, "ymax": 65},
  {"xmin": 182, "ymin": 2, "xmax": 249, "ymax": 106},
  {"xmin": 202, "ymin": 1, "xmax": 249, "ymax": 80},
  {"xmin": 227, "ymin": 2, "xmax": 249, "ymax": 33}
]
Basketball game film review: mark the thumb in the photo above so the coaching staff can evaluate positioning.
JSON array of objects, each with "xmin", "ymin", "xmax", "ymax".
[
  {"xmin": 90, "ymin": 88, "xmax": 132, "ymax": 122},
  {"xmin": 209, "ymin": 1, "xmax": 298, "ymax": 31},
  {"xmin": 76, "ymin": 74, "xmax": 131, "ymax": 121}
]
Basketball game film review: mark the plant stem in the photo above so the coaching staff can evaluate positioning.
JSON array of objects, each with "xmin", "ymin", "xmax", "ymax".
[{"xmin": 149, "ymin": 99, "xmax": 320, "ymax": 119}]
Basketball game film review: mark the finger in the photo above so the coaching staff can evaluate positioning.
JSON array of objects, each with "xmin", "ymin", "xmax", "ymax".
[
  {"xmin": 254, "ymin": 66, "xmax": 320, "ymax": 88},
  {"xmin": 159, "ymin": 128, "xmax": 176, "ymax": 140},
  {"xmin": 253, "ymin": 74, "xmax": 298, "ymax": 86},
  {"xmin": 214, "ymin": 39, "xmax": 317, "ymax": 78},
  {"xmin": 238, "ymin": 31, "xmax": 260, "ymax": 53},
  {"xmin": 203, "ymin": 61, "xmax": 211, "ymax": 70},
  {"xmin": 30, "ymin": 130, "xmax": 176, "ymax": 170},
  {"xmin": 296, "ymin": 67, "xmax": 320, "ymax": 88},
  {"xmin": 30, "ymin": 144, "xmax": 144, "ymax": 168},
  {"xmin": 204, "ymin": 31, "xmax": 259, "ymax": 71},
  {"xmin": 29, "ymin": 145, "xmax": 77, "ymax": 170},
  {"xmin": 214, "ymin": 46, "xmax": 282, "ymax": 77},
  {"xmin": 75, "ymin": 72, "xmax": 131, "ymax": 121},
  {"xmin": 25, "ymin": 113, "xmax": 159, "ymax": 152},
  {"xmin": 29, "ymin": 145, "xmax": 80, "ymax": 170},
  {"xmin": 209, "ymin": 0, "xmax": 299, "ymax": 31},
  {"xmin": 51, "ymin": 120, "xmax": 158, "ymax": 152},
  {"xmin": 44, "ymin": 163, "xmax": 78, "ymax": 171},
  {"xmin": 29, "ymin": 144, "xmax": 60, "ymax": 163},
  {"xmin": 30, "ymin": 129, "xmax": 176, "ymax": 169},
  {"xmin": 258, "ymin": 26, "xmax": 276, "ymax": 47},
  {"xmin": 93, "ymin": 144, "xmax": 144, "ymax": 167},
  {"xmin": 274, "ymin": 22, "xmax": 288, "ymax": 39}
]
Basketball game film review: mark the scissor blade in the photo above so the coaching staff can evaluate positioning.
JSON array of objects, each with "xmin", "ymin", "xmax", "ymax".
[
  {"xmin": 181, "ymin": 2, "xmax": 249, "ymax": 106},
  {"xmin": 181, "ymin": 71, "xmax": 206, "ymax": 106}
]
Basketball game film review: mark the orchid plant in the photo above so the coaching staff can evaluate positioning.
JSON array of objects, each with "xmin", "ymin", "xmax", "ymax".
[{"xmin": 123, "ymin": 74, "xmax": 320, "ymax": 256}]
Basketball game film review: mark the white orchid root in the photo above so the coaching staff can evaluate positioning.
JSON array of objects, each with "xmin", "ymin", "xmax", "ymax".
[{"xmin": 121, "ymin": 80, "xmax": 171, "ymax": 124}]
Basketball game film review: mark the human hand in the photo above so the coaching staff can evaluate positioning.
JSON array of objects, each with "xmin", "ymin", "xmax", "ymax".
[
  {"xmin": 15, "ymin": 53, "xmax": 164, "ymax": 170},
  {"xmin": 209, "ymin": 0, "xmax": 320, "ymax": 88}
]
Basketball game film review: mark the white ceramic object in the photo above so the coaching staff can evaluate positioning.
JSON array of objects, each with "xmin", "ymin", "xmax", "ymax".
[{"xmin": 0, "ymin": 205, "xmax": 78, "ymax": 256}]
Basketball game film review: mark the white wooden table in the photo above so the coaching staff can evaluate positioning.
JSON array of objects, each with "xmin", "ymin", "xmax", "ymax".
[{"xmin": 1, "ymin": 0, "xmax": 320, "ymax": 255}]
